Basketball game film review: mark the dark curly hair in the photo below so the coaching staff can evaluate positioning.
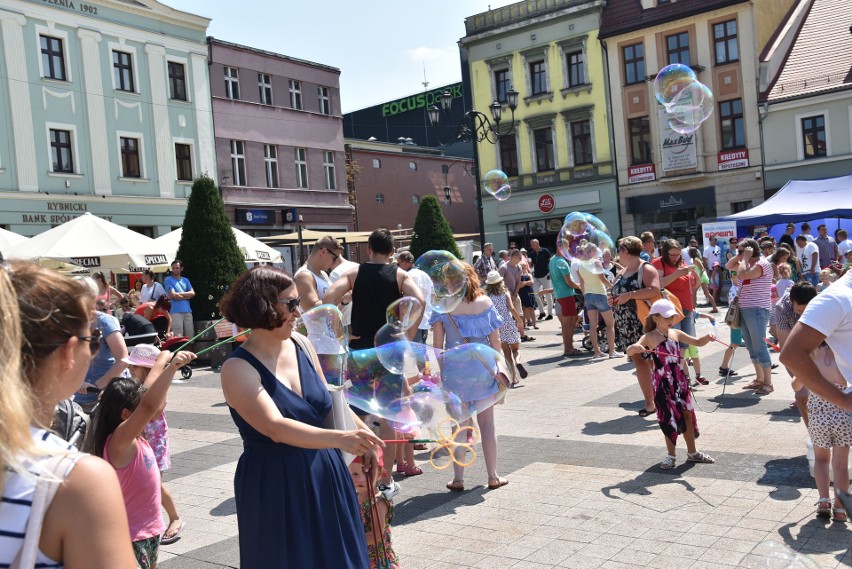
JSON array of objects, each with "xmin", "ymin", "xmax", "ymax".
[{"xmin": 219, "ymin": 266, "xmax": 294, "ymax": 330}]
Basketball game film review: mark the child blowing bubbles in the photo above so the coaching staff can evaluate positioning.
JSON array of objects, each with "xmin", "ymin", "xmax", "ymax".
[
  {"xmin": 626, "ymin": 299, "xmax": 716, "ymax": 470},
  {"xmin": 91, "ymin": 348, "xmax": 196, "ymax": 569},
  {"xmin": 349, "ymin": 453, "xmax": 399, "ymax": 569}
]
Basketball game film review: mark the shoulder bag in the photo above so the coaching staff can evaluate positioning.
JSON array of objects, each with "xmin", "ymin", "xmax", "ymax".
[
  {"xmin": 725, "ymin": 294, "xmax": 741, "ymax": 329},
  {"xmin": 634, "ymin": 262, "xmax": 685, "ymax": 324}
]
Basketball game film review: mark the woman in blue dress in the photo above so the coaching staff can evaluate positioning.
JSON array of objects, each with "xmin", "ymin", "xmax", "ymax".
[
  {"xmin": 219, "ymin": 267, "xmax": 383, "ymax": 568},
  {"xmin": 431, "ymin": 263, "xmax": 509, "ymax": 492}
]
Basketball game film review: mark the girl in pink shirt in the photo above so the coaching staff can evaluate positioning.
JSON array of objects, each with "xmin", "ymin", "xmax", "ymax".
[{"xmin": 91, "ymin": 349, "xmax": 195, "ymax": 569}]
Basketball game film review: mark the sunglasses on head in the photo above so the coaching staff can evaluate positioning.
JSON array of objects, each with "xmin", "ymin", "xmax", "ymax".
[{"xmin": 276, "ymin": 297, "xmax": 301, "ymax": 312}]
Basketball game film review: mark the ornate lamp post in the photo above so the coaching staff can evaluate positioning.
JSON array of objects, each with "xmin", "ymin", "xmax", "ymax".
[{"xmin": 427, "ymin": 87, "xmax": 519, "ymax": 251}]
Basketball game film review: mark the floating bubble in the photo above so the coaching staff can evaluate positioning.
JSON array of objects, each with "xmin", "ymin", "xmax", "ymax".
[
  {"xmin": 557, "ymin": 212, "xmax": 615, "ymax": 273},
  {"xmin": 482, "ymin": 170, "xmax": 511, "ymax": 201},
  {"xmin": 743, "ymin": 541, "xmax": 819, "ymax": 568},
  {"xmin": 653, "ymin": 63, "xmax": 697, "ymax": 106},
  {"xmin": 414, "ymin": 251, "xmax": 467, "ymax": 314},
  {"xmin": 386, "ymin": 296, "xmax": 423, "ymax": 332},
  {"xmin": 299, "ymin": 304, "xmax": 348, "ymax": 385},
  {"xmin": 374, "ymin": 297, "xmax": 424, "ymax": 375},
  {"xmin": 665, "ymin": 81, "xmax": 714, "ymax": 134}
]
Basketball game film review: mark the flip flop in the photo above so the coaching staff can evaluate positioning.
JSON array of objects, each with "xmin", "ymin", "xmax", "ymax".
[
  {"xmin": 638, "ymin": 407, "xmax": 656, "ymax": 417},
  {"xmin": 161, "ymin": 520, "xmax": 185, "ymax": 545}
]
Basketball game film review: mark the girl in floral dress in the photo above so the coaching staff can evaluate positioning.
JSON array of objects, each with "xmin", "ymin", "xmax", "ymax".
[
  {"xmin": 484, "ymin": 270, "xmax": 525, "ymax": 385},
  {"xmin": 626, "ymin": 299, "xmax": 717, "ymax": 470},
  {"xmin": 349, "ymin": 456, "xmax": 399, "ymax": 569}
]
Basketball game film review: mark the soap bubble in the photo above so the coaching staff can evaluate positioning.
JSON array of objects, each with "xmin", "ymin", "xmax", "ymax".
[
  {"xmin": 742, "ymin": 541, "xmax": 819, "ymax": 568},
  {"xmin": 557, "ymin": 212, "xmax": 615, "ymax": 274},
  {"xmin": 300, "ymin": 304, "xmax": 347, "ymax": 385},
  {"xmin": 374, "ymin": 297, "xmax": 425, "ymax": 375},
  {"xmin": 665, "ymin": 81, "xmax": 714, "ymax": 134},
  {"xmin": 482, "ymin": 169, "xmax": 511, "ymax": 202},
  {"xmin": 414, "ymin": 251, "xmax": 467, "ymax": 314},
  {"xmin": 654, "ymin": 63, "xmax": 697, "ymax": 106},
  {"xmin": 386, "ymin": 296, "xmax": 423, "ymax": 332}
]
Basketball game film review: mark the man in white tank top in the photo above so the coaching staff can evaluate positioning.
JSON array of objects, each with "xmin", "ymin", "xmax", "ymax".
[{"xmin": 295, "ymin": 236, "xmax": 343, "ymax": 309}]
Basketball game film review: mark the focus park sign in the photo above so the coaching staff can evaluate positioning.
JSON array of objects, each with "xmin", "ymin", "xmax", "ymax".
[{"xmin": 382, "ymin": 84, "xmax": 463, "ymax": 118}]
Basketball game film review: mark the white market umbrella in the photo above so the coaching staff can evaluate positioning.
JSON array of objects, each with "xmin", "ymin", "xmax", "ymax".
[
  {"xmin": 154, "ymin": 226, "xmax": 283, "ymax": 264},
  {"xmin": 8, "ymin": 212, "xmax": 169, "ymax": 272},
  {"xmin": 0, "ymin": 228, "xmax": 28, "ymax": 259}
]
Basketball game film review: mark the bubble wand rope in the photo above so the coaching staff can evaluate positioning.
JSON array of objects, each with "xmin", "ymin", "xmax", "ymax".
[
  {"xmin": 193, "ymin": 329, "xmax": 252, "ymax": 357},
  {"xmin": 690, "ymin": 325, "xmax": 738, "ymax": 413},
  {"xmin": 167, "ymin": 317, "xmax": 225, "ymax": 362}
]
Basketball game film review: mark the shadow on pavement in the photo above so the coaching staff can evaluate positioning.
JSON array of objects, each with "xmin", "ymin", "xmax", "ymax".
[
  {"xmin": 758, "ymin": 457, "xmax": 811, "ymax": 495},
  {"xmin": 766, "ymin": 405, "xmax": 801, "ymax": 423},
  {"xmin": 210, "ymin": 497, "xmax": 236, "ymax": 516},
  {"xmin": 582, "ymin": 415, "xmax": 659, "ymax": 436},
  {"xmin": 600, "ymin": 463, "xmax": 719, "ymax": 512},
  {"xmin": 393, "ymin": 489, "xmax": 486, "ymax": 525}
]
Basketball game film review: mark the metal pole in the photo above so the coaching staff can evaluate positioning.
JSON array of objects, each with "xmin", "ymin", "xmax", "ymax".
[
  {"xmin": 470, "ymin": 132, "xmax": 486, "ymax": 250},
  {"xmin": 297, "ymin": 223, "xmax": 304, "ymax": 267}
]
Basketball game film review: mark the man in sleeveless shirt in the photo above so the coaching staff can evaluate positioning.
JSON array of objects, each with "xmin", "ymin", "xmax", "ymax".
[
  {"xmin": 324, "ymin": 228, "xmax": 424, "ymax": 351},
  {"xmin": 295, "ymin": 235, "xmax": 343, "ymax": 309}
]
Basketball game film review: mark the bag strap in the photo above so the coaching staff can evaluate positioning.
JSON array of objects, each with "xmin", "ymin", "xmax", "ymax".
[
  {"xmin": 291, "ymin": 333, "xmax": 319, "ymax": 374},
  {"xmin": 11, "ymin": 454, "xmax": 75, "ymax": 569},
  {"xmin": 445, "ymin": 315, "xmax": 469, "ymax": 344}
]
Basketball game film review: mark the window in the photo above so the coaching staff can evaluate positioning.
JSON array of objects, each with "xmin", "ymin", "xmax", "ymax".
[
  {"xmin": 732, "ymin": 200, "xmax": 752, "ymax": 213},
  {"xmin": 113, "ymin": 51, "xmax": 135, "ymax": 92},
  {"xmin": 628, "ymin": 117, "xmax": 652, "ymax": 164},
  {"xmin": 318, "ymin": 86, "xmax": 331, "ymax": 115},
  {"xmin": 571, "ymin": 120, "xmax": 593, "ymax": 166},
  {"xmin": 499, "ymin": 136, "xmax": 519, "ymax": 177},
  {"xmin": 666, "ymin": 32, "xmax": 691, "ymax": 66},
  {"xmin": 168, "ymin": 62, "xmax": 187, "ymax": 101},
  {"xmin": 411, "ymin": 195, "xmax": 420, "ymax": 205},
  {"xmin": 40, "ymin": 35, "xmax": 66, "ymax": 81},
  {"xmin": 323, "ymin": 151, "xmax": 336, "ymax": 190},
  {"xmin": 258, "ymin": 74, "xmax": 273, "ymax": 105},
  {"xmin": 801, "ymin": 116, "xmax": 827, "ymax": 159},
  {"xmin": 224, "ymin": 67, "xmax": 240, "ymax": 100},
  {"xmin": 444, "ymin": 187, "xmax": 452, "ymax": 205},
  {"xmin": 714, "ymin": 20, "xmax": 739, "ymax": 64},
  {"xmin": 719, "ymin": 99, "xmax": 745, "ymax": 149},
  {"xmin": 566, "ymin": 51, "xmax": 585, "ymax": 87},
  {"xmin": 376, "ymin": 193, "xmax": 385, "ymax": 204},
  {"xmin": 264, "ymin": 144, "xmax": 278, "ymax": 188},
  {"xmin": 372, "ymin": 158, "xmax": 381, "ymax": 169},
  {"xmin": 529, "ymin": 60, "xmax": 546, "ymax": 96},
  {"xmin": 175, "ymin": 143, "xmax": 192, "ymax": 181},
  {"xmin": 623, "ymin": 43, "xmax": 645, "ymax": 85},
  {"xmin": 494, "ymin": 69, "xmax": 511, "ymax": 103},
  {"xmin": 408, "ymin": 161, "xmax": 417, "ymax": 171},
  {"xmin": 230, "ymin": 140, "xmax": 246, "ymax": 186},
  {"xmin": 49, "ymin": 129, "xmax": 73, "ymax": 173},
  {"xmin": 533, "ymin": 127, "xmax": 554, "ymax": 171},
  {"xmin": 295, "ymin": 147, "xmax": 308, "ymax": 188},
  {"xmin": 289, "ymin": 80, "xmax": 302, "ymax": 110},
  {"xmin": 120, "ymin": 137, "xmax": 141, "ymax": 178}
]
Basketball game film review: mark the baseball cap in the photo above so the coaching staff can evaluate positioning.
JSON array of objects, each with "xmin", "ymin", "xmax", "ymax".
[{"xmin": 649, "ymin": 299, "xmax": 679, "ymax": 319}]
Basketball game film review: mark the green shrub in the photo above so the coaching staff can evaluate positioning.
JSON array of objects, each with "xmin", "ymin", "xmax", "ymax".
[{"xmin": 410, "ymin": 195, "xmax": 461, "ymax": 260}]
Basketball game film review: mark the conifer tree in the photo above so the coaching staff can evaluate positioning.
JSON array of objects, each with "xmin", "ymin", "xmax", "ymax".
[
  {"xmin": 409, "ymin": 195, "xmax": 461, "ymax": 260},
  {"xmin": 175, "ymin": 174, "xmax": 246, "ymax": 320}
]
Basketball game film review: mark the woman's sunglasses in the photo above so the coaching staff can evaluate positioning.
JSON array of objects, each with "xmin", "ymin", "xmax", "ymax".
[
  {"xmin": 77, "ymin": 329, "xmax": 102, "ymax": 354},
  {"xmin": 276, "ymin": 297, "xmax": 301, "ymax": 312}
]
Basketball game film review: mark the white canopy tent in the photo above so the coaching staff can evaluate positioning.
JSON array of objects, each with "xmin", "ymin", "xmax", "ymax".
[
  {"xmin": 717, "ymin": 173, "xmax": 852, "ymax": 226},
  {"xmin": 0, "ymin": 228, "xmax": 28, "ymax": 259},
  {"xmin": 7, "ymin": 212, "xmax": 169, "ymax": 272},
  {"xmin": 154, "ymin": 226, "xmax": 283, "ymax": 264}
]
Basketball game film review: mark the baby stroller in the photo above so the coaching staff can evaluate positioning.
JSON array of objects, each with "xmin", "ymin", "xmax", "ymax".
[
  {"xmin": 579, "ymin": 308, "xmax": 627, "ymax": 353},
  {"xmin": 162, "ymin": 336, "xmax": 193, "ymax": 379}
]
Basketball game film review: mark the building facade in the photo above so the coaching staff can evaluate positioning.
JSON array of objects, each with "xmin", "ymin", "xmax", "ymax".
[
  {"xmin": 460, "ymin": 0, "xmax": 618, "ymax": 253},
  {"xmin": 600, "ymin": 0, "xmax": 795, "ymax": 242},
  {"xmin": 346, "ymin": 139, "xmax": 477, "ymax": 248},
  {"xmin": 208, "ymin": 38, "xmax": 352, "ymax": 238},
  {"xmin": 759, "ymin": 0, "xmax": 852, "ymax": 194},
  {"xmin": 0, "ymin": 0, "xmax": 214, "ymax": 237}
]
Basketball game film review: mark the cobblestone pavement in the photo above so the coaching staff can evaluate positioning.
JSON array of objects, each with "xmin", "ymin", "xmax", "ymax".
[{"xmin": 158, "ymin": 311, "xmax": 851, "ymax": 568}]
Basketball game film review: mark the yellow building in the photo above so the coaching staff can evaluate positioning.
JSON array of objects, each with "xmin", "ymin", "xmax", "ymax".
[
  {"xmin": 460, "ymin": 0, "xmax": 618, "ymax": 251},
  {"xmin": 599, "ymin": 0, "xmax": 796, "ymax": 241}
]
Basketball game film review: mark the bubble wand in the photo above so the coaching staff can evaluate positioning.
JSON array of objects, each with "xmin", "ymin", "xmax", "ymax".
[
  {"xmin": 169, "ymin": 317, "xmax": 225, "ymax": 355},
  {"xmin": 193, "ymin": 329, "xmax": 251, "ymax": 357}
]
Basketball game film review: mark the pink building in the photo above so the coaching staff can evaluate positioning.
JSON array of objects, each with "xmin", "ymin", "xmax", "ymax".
[{"xmin": 208, "ymin": 38, "xmax": 353, "ymax": 237}]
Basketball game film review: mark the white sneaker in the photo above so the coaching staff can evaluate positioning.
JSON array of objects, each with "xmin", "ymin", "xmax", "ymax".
[
  {"xmin": 378, "ymin": 481, "xmax": 400, "ymax": 501},
  {"xmin": 609, "ymin": 351, "xmax": 625, "ymax": 359}
]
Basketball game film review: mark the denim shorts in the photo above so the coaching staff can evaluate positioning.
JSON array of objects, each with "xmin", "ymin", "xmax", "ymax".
[{"xmin": 583, "ymin": 293, "xmax": 611, "ymax": 313}]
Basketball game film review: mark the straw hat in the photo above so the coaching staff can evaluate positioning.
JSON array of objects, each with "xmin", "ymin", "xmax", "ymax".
[
  {"xmin": 122, "ymin": 344, "xmax": 160, "ymax": 367},
  {"xmin": 485, "ymin": 270, "xmax": 504, "ymax": 285}
]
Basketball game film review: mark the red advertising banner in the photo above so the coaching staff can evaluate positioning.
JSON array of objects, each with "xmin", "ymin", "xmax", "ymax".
[
  {"xmin": 627, "ymin": 164, "xmax": 656, "ymax": 184},
  {"xmin": 718, "ymin": 149, "xmax": 749, "ymax": 171}
]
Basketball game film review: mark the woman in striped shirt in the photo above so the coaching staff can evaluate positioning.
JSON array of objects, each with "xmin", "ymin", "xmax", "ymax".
[
  {"xmin": 726, "ymin": 239, "xmax": 775, "ymax": 394},
  {"xmin": 1, "ymin": 261, "xmax": 136, "ymax": 569}
]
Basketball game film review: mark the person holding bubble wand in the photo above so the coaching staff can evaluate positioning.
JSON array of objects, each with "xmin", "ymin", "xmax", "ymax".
[{"xmin": 625, "ymin": 299, "xmax": 716, "ymax": 470}]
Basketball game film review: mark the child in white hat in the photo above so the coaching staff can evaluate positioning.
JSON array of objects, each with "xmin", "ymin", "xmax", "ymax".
[{"xmin": 626, "ymin": 299, "xmax": 717, "ymax": 470}]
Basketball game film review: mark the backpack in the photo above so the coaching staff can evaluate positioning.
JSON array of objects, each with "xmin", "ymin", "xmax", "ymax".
[{"xmin": 52, "ymin": 399, "xmax": 90, "ymax": 449}]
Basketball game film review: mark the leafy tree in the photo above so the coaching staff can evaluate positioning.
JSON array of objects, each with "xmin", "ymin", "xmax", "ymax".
[
  {"xmin": 409, "ymin": 195, "xmax": 461, "ymax": 260},
  {"xmin": 174, "ymin": 174, "xmax": 245, "ymax": 320}
]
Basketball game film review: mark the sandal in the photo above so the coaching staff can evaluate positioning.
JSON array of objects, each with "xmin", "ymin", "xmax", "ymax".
[
  {"xmin": 446, "ymin": 480, "xmax": 465, "ymax": 492},
  {"xmin": 487, "ymin": 477, "xmax": 509, "ymax": 489},
  {"xmin": 396, "ymin": 462, "xmax": 406, "ymax": 474},
  {"xmin": 660, "ymin": 455, "xmax": 677, "ymax": 470},
  {"xmin": 161, "ymin": 519, "xmax": 185, "ymax": 545},
  {"xmin": 687, "ymin": 451, "xmax": 715, "ymax": 464},
  {"xmin": 719, "ymin": 367, "xmax": 739, "ymax": 377},
  {"xmin": 516, "ymin": 363, "xmax": 528, "ymax": 379},
  {"xmin": 833, "ymin": 507, "xmax": 848, "ymax": 522},
  {"xmin": 413, "ymin": 443, "xmax": 428, "ymax": 451},
  {"xmin": 403, "ymin": 465, "xmax": 423, "ymax": 477},
  {"xmin": 695, "ymin": 376, "xmax": 709, "ymax": 385},
  {"xmin": 638, "ymin": 407, "xmax": 656, "ymax": 417},
  {"xmin": 741, "ymin": 381, "xmax": 764, "ymax": 390},
  {"xmin": 816, "ymin": 498, "xmax": 832, "ymax": 517},
  {"xmin": 755, "ymin": 384, "xmax": 774, "ymax": 395}
]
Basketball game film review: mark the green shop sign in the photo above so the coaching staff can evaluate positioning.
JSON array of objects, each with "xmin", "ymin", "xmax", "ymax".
[{"xmin": 381, "ymin": 84, "xmax": 463, "ymax": 118}]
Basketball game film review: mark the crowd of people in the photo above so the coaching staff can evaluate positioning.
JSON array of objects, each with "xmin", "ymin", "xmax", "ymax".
[{"xmin": 2, "ymin": 219, "xmax": 852, "ymax": 568}]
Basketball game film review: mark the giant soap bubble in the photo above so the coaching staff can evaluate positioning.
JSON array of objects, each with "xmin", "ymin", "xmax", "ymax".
[
  {"xmin": 374, "ymin": 296, "xmax": 424, "ymax": 375},
  {"xmin": 653, "ymin": 63, "xmax": 697, "ymax": 106},
  {"xmin": 654, "ymin": 63, "xmax": 714, "ymax": 134},
  {"xmin": 414, "ymin": 251, "xmax": 467, "ymax": 314},
  {"xmin": 482, "ymin": 169, "xmax": 511, "ymax": 202},
  {"xmin": 557, "ymin": 212, "xmax": 615, "ymax": 274},
  {"xmin": 299, "ymin": 304, "xmax": 347, "ymax": 386}
]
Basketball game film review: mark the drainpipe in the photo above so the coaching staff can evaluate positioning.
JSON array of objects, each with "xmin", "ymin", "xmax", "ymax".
[{"xmin": 599, "ymin": 35, "xmax": 623, "ymax": 235}]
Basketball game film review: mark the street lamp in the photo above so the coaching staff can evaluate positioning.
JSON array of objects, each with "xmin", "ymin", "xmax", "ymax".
[{"xmin": 427, "ymin": 88, "xmax": 518, "ymax": 251}]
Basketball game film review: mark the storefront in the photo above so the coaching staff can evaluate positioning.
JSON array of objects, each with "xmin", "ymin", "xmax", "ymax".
[{"xmin": 625, "ymin": 187, "xmax": 717, "ymax": 245}]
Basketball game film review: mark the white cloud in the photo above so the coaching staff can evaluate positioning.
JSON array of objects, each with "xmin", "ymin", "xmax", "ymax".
[{"xmin": 408, "ymin": 46, "xmax": 451, "ymax": 62}]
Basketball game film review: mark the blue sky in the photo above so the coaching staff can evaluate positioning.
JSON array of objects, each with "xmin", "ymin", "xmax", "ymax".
[{"xmin": 165, "ymin": 0, "xmax": 516, "ymax": 113}]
